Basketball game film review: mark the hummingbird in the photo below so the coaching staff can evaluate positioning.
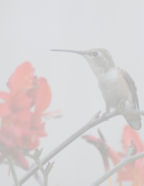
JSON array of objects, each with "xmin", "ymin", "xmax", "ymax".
[{"xmin": 51, "ymin": 48, "xmax": 142, "ymax": 130}]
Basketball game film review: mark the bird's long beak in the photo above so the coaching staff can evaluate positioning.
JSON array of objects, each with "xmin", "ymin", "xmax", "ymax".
[{"xmin": 50, "ymin": 49, "xmax": 84, "ymax": 55}]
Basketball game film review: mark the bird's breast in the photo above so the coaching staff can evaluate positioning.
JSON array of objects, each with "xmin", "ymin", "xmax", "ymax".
[
  {"xmin": 97, "ymin": 69, "xmax": 132, "ymax": 107},
  {"xmin": 98, "ymin": 69, "xmax": 120, "ymax": 87}
]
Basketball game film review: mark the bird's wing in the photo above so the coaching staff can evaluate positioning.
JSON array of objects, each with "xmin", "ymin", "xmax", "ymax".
[{"xmin": 119, "ymin": 68, "xmax": 139, "ymax": 110}]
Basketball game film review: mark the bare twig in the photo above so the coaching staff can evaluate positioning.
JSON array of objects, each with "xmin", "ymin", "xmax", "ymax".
[
  {"xmin": 34, "ymin": 172, "xmax": 43, "ymax": 186},
  {"xmin": 8, "ymin": 157, "xmax": 19, "ymax": 186},
  {"xmin": 92, "ymin": 151, "xmax": 144, "ymax": 186},
  {"xmin": 19, "ymin": 111, "xmax": 118, "ymax": 185}
]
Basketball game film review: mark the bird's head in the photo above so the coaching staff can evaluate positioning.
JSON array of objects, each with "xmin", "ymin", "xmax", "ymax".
[
  {"xmin": 50, "ymin": 48, "xmax": 115, "ymax": 75},
  {"xmin": 82, "ymin": 48, "xmax": 115, "ymax": 70}
]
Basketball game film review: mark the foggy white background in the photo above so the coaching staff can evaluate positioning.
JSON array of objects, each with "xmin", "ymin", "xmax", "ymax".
[{"xmin": 0, "ymin": 0, "xmax": 144, "ymax": 186}]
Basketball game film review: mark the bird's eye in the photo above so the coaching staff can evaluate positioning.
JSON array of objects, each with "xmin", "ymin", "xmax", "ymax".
[{"xmin": 92, "ymin": 52, "xmax": 98, "ymax": 56}]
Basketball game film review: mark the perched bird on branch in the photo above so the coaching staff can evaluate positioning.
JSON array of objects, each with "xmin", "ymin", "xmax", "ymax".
[{"xmin": 51, "ymin": 48, "xmax": 141, "ymax": 130}]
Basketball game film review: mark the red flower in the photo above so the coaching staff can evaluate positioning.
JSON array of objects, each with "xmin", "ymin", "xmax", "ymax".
[
  {"xmin": 115, "ymin": 126, "xmax": 144, "ymax": 186},
  {"xmin": 83, "ymin": 126, "xmax": 144, "ymax": 186},
  {"xmin": 0, "ymin": 62, "xmax": 51, "ymax": 169},
  {"xmin": 83, "ymin": 134, "xmax": 110, "ymax": 171}
]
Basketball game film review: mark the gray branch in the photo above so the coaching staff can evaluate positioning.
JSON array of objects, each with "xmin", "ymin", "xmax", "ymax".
[
  {"xmin": 19, "ymin": 111, "xmax": 118, "ymax": 185},
  {"xmin": 92, "ymin": 151, "xmax": 144, "ymax": 186}
]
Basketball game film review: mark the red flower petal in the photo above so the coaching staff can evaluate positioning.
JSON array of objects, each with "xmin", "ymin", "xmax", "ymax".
[
  {"xmin": 35, "ymin": 78, "xmax": 51, "ymax": 113},
  {"xmin": 122, "ymin": 126, "xmax": 144, "ymax": 152},
  {"xmin": 0, "ymin": 92, "xmax": 9, "ymax": 100},
  {"xmin": 13, "ymin": 150, "xmax": 29, "ymax": 169},
  {"xmin": 8, "ymin": 62, "xmax": 34, "ymax": 93}
]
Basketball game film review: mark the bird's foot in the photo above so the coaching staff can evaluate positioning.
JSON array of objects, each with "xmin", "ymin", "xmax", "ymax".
[{"xmin": 90, "ymin": 111, "xmax": 101, "ymax": 122}]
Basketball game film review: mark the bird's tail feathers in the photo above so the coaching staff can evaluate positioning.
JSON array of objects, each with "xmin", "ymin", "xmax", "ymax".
[{"xmin": 123, "ymin": 109, "xmax": 141, "ymax": 130}]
